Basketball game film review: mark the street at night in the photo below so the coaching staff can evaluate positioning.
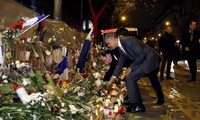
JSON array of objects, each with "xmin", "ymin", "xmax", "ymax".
[{"xmin": 125, "ymin": 61, "xmax": 200, "ymax": 120}]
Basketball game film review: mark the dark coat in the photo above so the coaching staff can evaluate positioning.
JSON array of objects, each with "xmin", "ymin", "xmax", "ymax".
[
  {"xmin": 113, "ymin": 36, "xmax": 162, "ymax": 78},
  {"xmin": 103, "ymin": 49, "xmax": 119, "ymax": 81},
  {"xmin": 158, "ymin": 32, "xmax": 176, "ymax": 57},
  {"xmin": 180, "ymin": 29, "xmax": 200, "ymax": 58}
]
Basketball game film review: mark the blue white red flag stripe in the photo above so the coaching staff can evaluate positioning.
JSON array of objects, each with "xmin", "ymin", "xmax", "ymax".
[
  {"xmin": 56, "ymin": 57, "xmax": 68, "ymax": 75},
  {"xmin": 76, "ymin": 39, "xmax": 92, "ymax": 72}
]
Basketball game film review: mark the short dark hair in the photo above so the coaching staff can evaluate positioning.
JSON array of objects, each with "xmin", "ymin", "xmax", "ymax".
[
  {"xmin": 116, "ymin": 27, "xmax": 129, "ymax": 36},
  {"xmin": 189, "ymin": 20, "xmax": 197, "ymax": 25},
  {"xmin": 98, "ymin": 50, "xmax": 111, "ymax": 57},
  {"xmin": 104, "ymin": 32, "xmax": 117, "ymax": 41}
]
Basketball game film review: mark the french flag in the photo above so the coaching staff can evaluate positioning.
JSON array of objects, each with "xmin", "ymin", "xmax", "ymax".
[
  {"xmin": 55, "ymin": 58, "xmax": 68, "ymax": 75},
  {"xmin": 11, "ymin": 15, "xmax": 48, "ymax": 30},
  {"xmin": 76, "ymin": 28, "xmax": 93, "ymax": 72}
]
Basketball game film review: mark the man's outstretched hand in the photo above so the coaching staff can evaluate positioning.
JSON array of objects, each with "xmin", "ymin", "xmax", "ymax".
[{"xmin": 106, "ymin": 76, "xmax": 116, "ymax": 89}]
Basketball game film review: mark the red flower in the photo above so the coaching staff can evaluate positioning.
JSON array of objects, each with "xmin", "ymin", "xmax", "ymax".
[
  {"xmin": 118, "ymin": 106, "xmax": 125, "ymax": 114},
  {"xmin": 81, "ymin": 73, "xmax": 88, "ymax": 78}
]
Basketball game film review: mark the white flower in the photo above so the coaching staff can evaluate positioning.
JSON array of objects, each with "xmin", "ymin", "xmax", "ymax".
[
  {"xmin": 74, "ymin": 86, "xmax": 81, "ymax": 92},
  {"xmin": 30, "ymin": 100, "xmax": 35, "ymax": 105},
  {"xmin": 68, "ymin": 105, "xmax": 79, "ymax": 114},
  {"xmin": 3, "ymin": 80, "xmax": 8, "ymax": 83},
  {"xmin": 11, "ymin": 62, "xmax": 14, "ymax": 65},
  {"xmin": 22, "ymin": 78, "xmax": 31, "ymax": 86},
  {"xmin": 60, "ymin": 108, "xmax": 67, "ymax": 112},
  {"xmin": 16, "ymin": 64, "xmax": 22, "ymax": 68},
  {"xmin": 48, "ymin": 38, "xmax": 52, "ymax": 43},
  {"xmin": 56, "ymin": 116, "xmax": 65, "ymax": 120},
  {"xmin": 93, "ymin": 72, "xmax": 100, "ymax": 78},
  {"xmin": 21, "ymin": 62, "xmax": 26, "ymax": 67},
  {"xmin": 92, "ymin": 62, "xmax": 97, "ymax": 67},
  {"xmin": 96, "ymin": 97, "xmax": 103, "ymax": 103},
  {"xmin": 45, "ymin": 50, "xmax": 51, "ymax": 55},
  {"xmin": 78, "ymin": 92, "xmax": 85, "ymax": 97},
  {"xmin": 2, "ymin": 75, "xmax": 7, "ymax": 79},
  {"xmin": 41, "ymin": 102, "xmax": 45, "ymax": 106},
  {"xmin": 36, "ymin": 96, "xmax": 42, "ymax": 102},
  {"xmin": 26, "ymin": 105, "xmax": 31, "ymax": 109},
  {"xmin": 95, "ymin": 79, "xmax": 102, "ymax": 87},
  {"xmin": 52, "ymin": 36, "xmax": 56, "ymax": 41},
  {"xmin": 15, "ymin": 60, "xmax": 20, "ymax": 65},
  {"xmin": 33, "ymin": 36, "xmax": 37, "ymax": 39},
  {"xmin": 61, "ymin": 103, "xmax": 65, "ymax": 107}
]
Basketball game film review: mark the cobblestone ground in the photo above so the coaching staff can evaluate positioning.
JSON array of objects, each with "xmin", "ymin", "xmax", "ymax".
[{"xmin": 125, "ymin": 60, "xmax": 200, "ymax": 120}]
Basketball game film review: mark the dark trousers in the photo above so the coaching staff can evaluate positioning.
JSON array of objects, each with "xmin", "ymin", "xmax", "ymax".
[
  {"xmin": 187, "ymin": 57, "xmax": 197, "ymax": 81},
  {"xmin": 126, "ymin": 67, "xmax": 164, "ymax": 104},
  {"xmin": 160, "ymin": 55, "xmax": 173, "ymax": 78}
]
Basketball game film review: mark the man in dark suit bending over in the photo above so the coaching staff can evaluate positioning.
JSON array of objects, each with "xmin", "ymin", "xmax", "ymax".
[{"xmin": 105, "ymin": 32, "xmax": 164, "ymax": 113}]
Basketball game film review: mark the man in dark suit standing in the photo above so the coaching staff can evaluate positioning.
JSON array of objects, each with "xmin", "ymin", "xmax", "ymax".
[
  {"xmin": 181, "ymin": 20, "xmax": 200, "ymax": 82},
  {"xmin": 158, "ymin": 26, "xmax": 176, "ymax": 80},
  {"xmin": 105, "ymin": 33, "xmax": 164, "ymax": 113}
]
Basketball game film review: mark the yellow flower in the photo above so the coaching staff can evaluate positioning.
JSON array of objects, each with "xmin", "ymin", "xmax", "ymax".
[{"xmin": 61, "ymin": 82, "xmax": 70, "ymax": 89}]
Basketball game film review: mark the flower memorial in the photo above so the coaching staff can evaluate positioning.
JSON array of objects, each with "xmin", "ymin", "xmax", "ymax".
[{"xmin": 0, "ymin": 16, "xmax": 127, "ymax": 120}]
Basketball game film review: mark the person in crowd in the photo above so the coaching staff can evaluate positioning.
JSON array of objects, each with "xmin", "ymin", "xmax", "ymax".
[
  {"xmin": 99, "ymin": 49, "xmax": 120, "ymax": 81},
  {"xmin": 104, "ymin": 32, "xmax": 164, "ymax": 113},
  {"xmin": 158, "ymin": 26, "xmax": 176, "ymax": 81},
  {"xmin": 180, "ymin": 20, "xmax": 200, "ymax": 82},
  {"xmin": 173, "ymin": 41, "xmax": 181, "ymax": 65}
]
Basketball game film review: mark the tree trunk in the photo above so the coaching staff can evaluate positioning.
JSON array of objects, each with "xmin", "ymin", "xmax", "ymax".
[
  {"xmin": 93, "ymin": 17, "xmax": 98, "ymax": 46},
  {"xmin": 54, "ymin": 0, "xmax": 62, "ymax": 20}
]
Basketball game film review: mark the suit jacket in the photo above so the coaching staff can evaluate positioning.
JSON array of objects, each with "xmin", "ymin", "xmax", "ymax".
[
  {"xmin": 113, "ymin": 36, "xmax": 162, "ymax": 78},
  {"xmin": 103, "ymin": 48, "xmax": 132, "ymax": 81},
  {"xmin": 181, "ymin": 29, "xmax": 200, "ymax": 58}
]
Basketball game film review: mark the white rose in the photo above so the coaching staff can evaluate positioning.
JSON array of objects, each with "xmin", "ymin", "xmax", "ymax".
[
  {"xmin": 16, "ymin": 64, "xmax": 22, "ymax": 69},
  {"xmin": 21, "ymin": 62, "xmax": 26, "ymax": 67},
  {"xmin": 95, "ymin": 79, "xmax": 101, "ymax": 87},
  {"xmin": 15, "ymin": 60, "xmax": 20, "ymax": 65},
  {"xmin": 3, "ymin": 80, "xmax": 8, "ymax": 83},
  {"xmin": 2, "ymin": 75, "xmax": 7, "ymax": 79},
  {"xmin": 41, "ymin": 102, "xmax": 45, "ymax": 106},
  {"xmin": 68, "ymin": 105, "xmax": 78, "ymax": 114}
]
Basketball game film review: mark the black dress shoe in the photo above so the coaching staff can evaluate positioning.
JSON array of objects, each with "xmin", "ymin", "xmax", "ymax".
[
  {"xmin": 126, "ymin": 104, "xmax": 145, "ymax": 113},
  {"xmin": 154, "ymin": 100, "xmax": 165, "ymax": 105},
  {"xmin": 187, "ymin": 80, "xmax": 195, "ymax": 82}
]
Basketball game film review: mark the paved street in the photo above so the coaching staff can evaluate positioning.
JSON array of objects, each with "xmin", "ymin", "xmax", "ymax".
[{"xmin": 125, "ymin": 60, "xmax": 200, "ymax": 120}]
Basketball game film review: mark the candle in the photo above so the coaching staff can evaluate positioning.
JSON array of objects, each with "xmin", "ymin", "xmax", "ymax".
[{"xmin": 16, "ymin": 86, "xmax": 31, "ymax": 103}]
